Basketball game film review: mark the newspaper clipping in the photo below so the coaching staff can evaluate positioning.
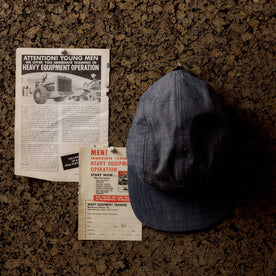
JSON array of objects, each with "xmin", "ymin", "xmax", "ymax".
[
  {"xmin": 15, "ymin": 48, "xmax": 109, "ymax": 182},
  {"xmin": 78, "ymin": 147, "xmax": 142, "ymax": 241}
]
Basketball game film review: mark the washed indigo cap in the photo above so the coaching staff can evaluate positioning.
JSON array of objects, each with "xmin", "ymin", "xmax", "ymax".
[{"xmin": 126, "ymin": 68, "xmax": 232, "ymax": 232}]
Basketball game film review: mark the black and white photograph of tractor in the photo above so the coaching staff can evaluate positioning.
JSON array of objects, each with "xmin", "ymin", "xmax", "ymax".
[{"xmin": 33, "ymin": 73, "xmax": 73, "ymax": 104}]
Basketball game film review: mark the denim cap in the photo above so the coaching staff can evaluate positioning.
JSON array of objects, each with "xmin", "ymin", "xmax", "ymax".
[{"xmin": 126, "ymin": 68, "xmax": 232, "ymax": 232}]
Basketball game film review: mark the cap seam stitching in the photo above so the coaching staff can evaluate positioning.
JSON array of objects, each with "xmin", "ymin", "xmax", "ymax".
[
  {"xmin": 176, "ymin": 71, "xmax": 180, "ymax": 181},
  {"xmin": 142, "ymin": 103, "xmax": 147, "ymax": 184}
]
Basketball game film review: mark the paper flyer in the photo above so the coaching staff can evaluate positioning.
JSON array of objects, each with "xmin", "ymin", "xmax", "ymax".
[
  {"xmin": 78, "ymin": 147, "xmax": 142, "ymax": 241},
  {"xmin": 15, "ymin": 48, "xmax": 109, "ymax": 181}
]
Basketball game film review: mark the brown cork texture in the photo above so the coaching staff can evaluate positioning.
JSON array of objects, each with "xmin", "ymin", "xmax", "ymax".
[{"xmin": 1, "ymin": 0, "xmax": 275, "ymax": 275}]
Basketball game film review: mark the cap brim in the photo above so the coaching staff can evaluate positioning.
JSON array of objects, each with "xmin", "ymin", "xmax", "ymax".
[{"xmin": 128, "ymin": 165, "xmax": 232, "ymax": 232}]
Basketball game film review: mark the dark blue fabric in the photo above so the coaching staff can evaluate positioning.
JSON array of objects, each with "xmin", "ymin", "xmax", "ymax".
[
  {"xmin": 127, "ymin": 69, "xmax": 232, "ymax": 232},
  {"xmin": 128, "ymin": 165, "xmax": 231, "ymax": 232}
]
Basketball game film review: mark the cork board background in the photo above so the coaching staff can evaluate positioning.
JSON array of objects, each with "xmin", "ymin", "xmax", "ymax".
[{"xmin": 1, "ymin": 0, "xmax": 275, "ymax": 275}]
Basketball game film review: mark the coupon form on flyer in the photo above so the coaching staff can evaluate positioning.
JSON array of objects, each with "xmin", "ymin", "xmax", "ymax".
[{"xmin": 78, "ymin": 147, "xmax": 142, "ymax": 241}]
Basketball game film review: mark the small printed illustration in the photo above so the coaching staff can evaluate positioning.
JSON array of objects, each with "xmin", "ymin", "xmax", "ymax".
[
  {"xmin": 21, "ymin": 77, "xmax": 33, "ymax": 97},
  {"xmin": 118, "ymin": 171, "xmax": 128, "ymax": 193},
  {"xmin": 68, "ymin": 73, "xmax": 101, "ymax": 102}
]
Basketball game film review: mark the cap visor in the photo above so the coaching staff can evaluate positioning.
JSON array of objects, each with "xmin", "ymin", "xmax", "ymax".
[{"xmin": 128, "ymin": 165, "xmax": 232, "ymax": 232}]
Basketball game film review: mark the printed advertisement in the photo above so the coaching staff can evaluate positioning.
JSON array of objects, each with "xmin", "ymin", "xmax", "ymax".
[
  {"xmin": 15, "ymin": 48, "xmax": 109, "ymax": 181},
  {"xmin": 78, "ymin": 147, "xmax": 142, "ymax": 241}
]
